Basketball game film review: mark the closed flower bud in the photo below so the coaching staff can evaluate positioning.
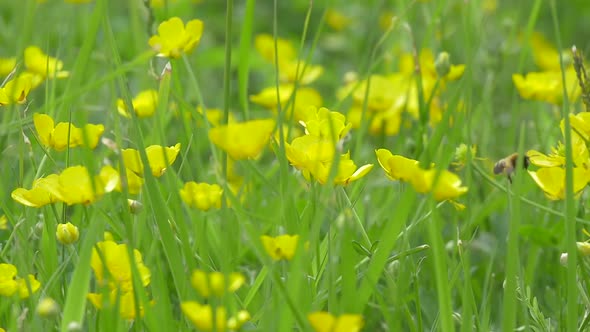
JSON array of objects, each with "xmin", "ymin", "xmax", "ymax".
[
  {"xmin": 56, "ymin": 222, "xmax": 79, "ymax": 245},
  {"xmin": 104, "ymin": 231, "xmax": 114, "ymax": 241},
  {"xmin": 434, "ymin": 51, "xmax": 451, "ymax": 78},
  {"xmin": 37, "ymin": 297, "xmax": 59, "ymax": 317},
  {"xmin": 127, "ymin": 199, "xmax": 143, "ymax": 214},
  {"xmin": 577, "ymin": 242, "xmax": 590, "ymax": 256}
]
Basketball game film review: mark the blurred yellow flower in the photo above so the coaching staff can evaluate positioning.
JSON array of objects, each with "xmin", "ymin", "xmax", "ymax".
[
  {"xmin": 195, "ymin": 106, "xmax": 236, "ymax": 127},
  {"xmin": 36, "ymin": 297, "xmax": 59, "ymax": 317},
  {"xmin": 250, "ymin": 85, "xmax": 323, "ymax": 122},
  {"xmin": 261, "ymin": 234, "xmax": 299, "ymax": 261},
  {"xmin": 254, "ymin": 33, "xmax": 324, "ymax": 84},
  {"xmin": 34, "ymin": 113, "xmax": 104, "ymax": 151},
  {"xmin": 0, "ymin": 73, "xmax": 33, "ymax": 106},
  {"xmin": 254, "ymin": 34, "xmax": 296, "ymax": 67},
  {"xmin": 24, "ymin": 46, "xmax": 69, "ymax": 87},
  {"xmin": 190, "ymin": 269, "xmax": 245, "ymax": 298},
  {"xmin": 0, "ymin": 264, "xmax": 41, "ymax": 299},
  {"xmin": 528, "ymin": 167, "xmax": 589, "ymax": 200},
  {"xmin": 122, "ymin": 143, "xmax": 181, "ymax": 177},
  {"xmin": 0, "ymin": 264, "xmax": 18, "ymax": 296},
  {"xmin": 308, "ymin": 311, "xmax": 364, "ymax": 332},
  {"xmin": 17, "ymin": 275, "xmax": 41, "ymax": 299},
  {"xmin": 87, "ymin": 289, "xmax": 147, "ymax": 320},
  {"xmin": 529, "ymin": 32, "xmax": 567, "ymax": 71},
  {"xmin": 117, "ymin": 89, "xmax": 159, "ymax": 118},
  {"xmin": 180, "ymin": 182, "xmax": 223, "ymax": 211},
  {"xmin": 512, "ymin": 69, "xmax": 580, "ymax": 105},
  {"xmin": 0, "ymin": 215, "xmax": 7, "ymax": 230},
  {"xmin": 11, "ymin": 174, "xmax": 60, "ymax": 208},
  {"xmin": 209, "ymin": 119, "xmax": 275, "ymax": 160},
  {"xmin": 105, "ymin": 166, "xmax": 145, "ymax": 195},
  {"xmin": 149, "ymin": 17, "xmax": 204, "ymax": 58},
  {"xmin": 0, "ymin": 57, "xmax": 16, "ymax": 76},
  {"xmin": 56, "ymin": 222, "xmax": 79, "ymax": 245},
  {"xmin": 181, "ymin": 302, "xmax": 250, "ymax": 331},
  {"xmin": 325, "ymin": 9, "xmax": 352, "ymax": 31}
]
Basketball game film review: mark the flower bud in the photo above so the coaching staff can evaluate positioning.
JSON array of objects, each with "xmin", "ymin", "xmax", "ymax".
[
  {"xmin": 434, "ymin": 51, "xmax": 451, "ymax": 78},
  {"xmin": 56, "ymin": 222, "xmax": 79, "ymax": 245},
  {"xmin": 127, "ymin": 199, "xmax": 143, "ymax": 214},
  {"xmin": 577, "ymin": 242, "xmax": 590, "ymax": 256},
  {"xmin": 104, "ymin": 231, "xmax": 114, "ymax": 241},
  {"xmin": 37, "ymin": 297, "xmax": 59, "ymax": 318}
]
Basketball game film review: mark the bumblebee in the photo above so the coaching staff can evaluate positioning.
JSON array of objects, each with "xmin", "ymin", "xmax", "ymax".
[{"xmin": 493, "ymin": 153, "xmax": 530, "ymax": 183}]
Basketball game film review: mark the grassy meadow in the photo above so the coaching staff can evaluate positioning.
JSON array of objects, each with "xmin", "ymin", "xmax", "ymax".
[{"xmin": 2, "ymin": 0, "xmax": 590, "ymax": 331}]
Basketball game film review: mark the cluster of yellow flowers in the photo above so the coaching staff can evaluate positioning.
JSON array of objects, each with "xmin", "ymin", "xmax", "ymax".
[
  {"xmin": 512, "ymin": 33, "xmax": 590, "ymax": 200},
  {"xmin": 181, "ymin": 269, "xmax": 250, "ymax": 331},
  {"xmin": 0, "ymin": 46, "xmax": 69, "ymax": 106},
  {"xmin": 339, "ymin": 49, "xmax": 465, "ymax": 136}
]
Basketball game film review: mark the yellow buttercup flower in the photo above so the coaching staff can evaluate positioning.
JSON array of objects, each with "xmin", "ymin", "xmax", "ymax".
[
  {"xmin": 190, "ymin": 269, "xmax": 245, "ymax": 298},
  {"xmin": 38, "ymin": 165, "xmax": 119, "ymax": 205},
  {"xmin": 0, "ymin": 264, "xmax": 18, "ymax": 296},
  {"xmin": 33, "ymin": 113, "xmax": 104, "ymax": 151},
  {"xmin": 299, "ymin": 106, "xmax": 352, "ymax": 142},
  {"xmin": 209, "ymin": 119, "xmax": 275, "ymax": 160},
  {"xmin": 17, "ymin": 275, "xmax": 41, "ymax": 299},
  {"xmin": 117, "ymin": 89, "xmax": 159, "ymax": 118},
  {"xmin": 325, "ymin": 9, "xmax": 352, "ymax": 31},
  {"xmin": 87, "ymin": 289, "xmax": 147, "ymax": 320},
  {"xmin": 11, "ymin": 174, "xmax": 60, "ymax": 208},
  {"xmin": 410, "ymin": 169, "xmax": 469, "ymax": 201},
  {"xmin": 56, "ymin": 222, "xmax": 80, "ymax": 245},
  {"xmin": 375, "ymin": 149, "xmax": 420, "ymax": 181},
  {"xmin": 0, "ymin": 73, "xmax": 33, "ymax": 106},
  {"xmin": 249, "ymin": 85, "xmax": 323, "ymax": 122},
  {"xmin": 24, "ymin": 46, "xmax": 69, "ymax": 87},
  {"xmin": 180, "ymin": 182, "xmax": 223, "ymax": 211},
  {"xmin": 285, "ymin": 134, "xmax": 372, "ymax": 185},
  {"xmin": 148, "ymin": 17, "xmax": 204, "ymax": 58},
  {"xmin": 195, "ymin": 106, "xmax": 236, "ymax": 127},
  {"xmin": 528, "ymin": 167, "xmax": 589, "ymax": 200},
  {"xmin": 261, "ymin": 234, "xmax": 299, "ymax": 261},
  {"xmin": 512, "ymin": 69, "xmax": 580, "ymax": 105},
  {"xmin": 376, "ymin": 149, "xmax": 468, "ymax": 201},
  {"xmin": 527, "ymin": 132, "xmax": 588, "ymax": 169},
  {"xmin": 100, "ymin": 166, "xmax": 144, "ymax": 195},
  {"xmin": 254, "ymin": 33, "xmax": 324, "ymax": 84},
  {"xmin": 308, "ymin": 311, "xmax": 364, "ymax": 332},
  {"xmin": 0, "ymin": 264, "xmax": 41, "ymax": 299},
  {"xmin": 529, "ymin": 32, "xmax": 567, "ymax": 71},
  {"xmin": 122, "ymin": 143, "xmax": 181, "ymax": 177},
  {"xmin": 567, "ymin": 112, "xmax": 590, "ymax": 141},
  {"xmin": 181, "ymin": 302, "xmax": 250, "ymax": 332},
  {"xmin": 90, "ymin": 240, "xmax": 151, "ymax": 293}
]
